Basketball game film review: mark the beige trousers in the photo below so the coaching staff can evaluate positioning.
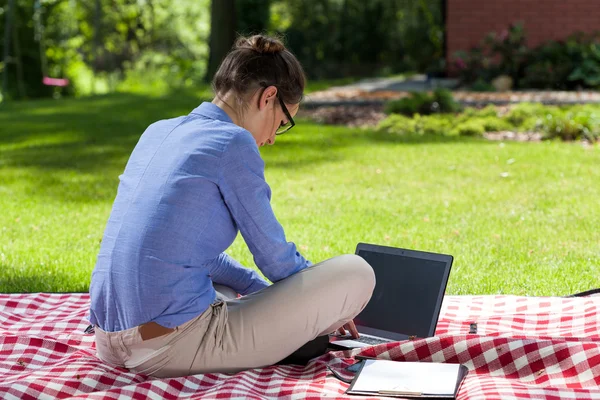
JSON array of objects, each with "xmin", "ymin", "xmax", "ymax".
[{"xmin": 94, "ymin": 254, "xmax": 375, "ymax": 377}]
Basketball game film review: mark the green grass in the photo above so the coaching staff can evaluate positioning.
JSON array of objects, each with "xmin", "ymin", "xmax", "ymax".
[{"xmin": 1, "ymin": 92, "xmax": 599, "ymax": 295}]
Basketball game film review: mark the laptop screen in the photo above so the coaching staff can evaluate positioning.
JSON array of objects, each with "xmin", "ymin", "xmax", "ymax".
[{"xmin": 354, "ymin": 247, "xmax": 451, "ymax": 339}]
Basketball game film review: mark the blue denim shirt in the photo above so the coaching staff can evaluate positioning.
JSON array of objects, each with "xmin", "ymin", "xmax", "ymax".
[{"xmin": 89, "ymin": 102, "xmax": 311, "ymax": 332}]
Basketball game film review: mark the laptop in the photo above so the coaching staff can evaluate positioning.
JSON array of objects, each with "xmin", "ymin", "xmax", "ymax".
[{"xmin": 329, "ymin": 243, "xmax": 454, "ymax": 349}]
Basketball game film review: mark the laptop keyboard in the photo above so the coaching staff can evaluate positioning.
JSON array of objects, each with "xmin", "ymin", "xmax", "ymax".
[{"xmin": 353, "ymin": 336, "xmax": 391, "ymax": 346}]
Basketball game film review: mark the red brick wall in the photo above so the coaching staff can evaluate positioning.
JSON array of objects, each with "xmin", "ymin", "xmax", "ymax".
[{"xmin": 447, "ymin": 0, "xmax": 600, "ymax": 62}]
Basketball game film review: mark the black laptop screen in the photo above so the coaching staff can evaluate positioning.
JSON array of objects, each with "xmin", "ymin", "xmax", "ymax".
[{"xmin": 354, "ymin": 250, "xmax": 448, "ymax": 338}]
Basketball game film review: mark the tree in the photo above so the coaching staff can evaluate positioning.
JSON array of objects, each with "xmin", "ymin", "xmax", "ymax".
[
  {"xmin": 204, "ymin": 0, "xmax": 236, "ymax": 83},
  {"xmin": 236, "ymin": 0, "xmax": 270, "ymax": 35},
  {"xmin": 1, "ymin": 0, "xmax": 16, "ymax": 99}
]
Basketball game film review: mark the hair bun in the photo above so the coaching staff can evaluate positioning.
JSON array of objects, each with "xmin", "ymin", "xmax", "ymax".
[{"xmin": 237, "ymin": 35, "xmax": 285, "ymax": 55}]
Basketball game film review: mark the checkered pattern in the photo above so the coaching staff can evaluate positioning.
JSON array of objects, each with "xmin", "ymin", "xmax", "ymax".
[{"xmin": 1, "ymin": 293, "xmax": 599, "ymax": 399}]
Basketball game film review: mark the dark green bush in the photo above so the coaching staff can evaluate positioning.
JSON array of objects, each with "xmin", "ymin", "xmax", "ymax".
[
  {"xmin": 520, "ymin": 39, "xmax": 579, "ymax": 90},
  {"xmin": 568, "ymin": 42, "xmax": 600, "ymax": 88},
  {"xmin": 385, "ymin": 92, "xmax": 431, "ymax": 115},
  {"xmin": 385, "ymin": 89, "xmax": 461, "ymax": 116},
  {"xmin": 470, "ymin": 79, "xmax": 497, "ymax": 92},
  {"xmin": 454, "ymin": 25, "xmax": 600, "ymax": 90}
]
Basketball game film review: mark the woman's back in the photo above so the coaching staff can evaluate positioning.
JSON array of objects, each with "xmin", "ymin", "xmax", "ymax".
[{"xmin": 90, "ymin": 104, "xmax": 257, "ymax": 332}]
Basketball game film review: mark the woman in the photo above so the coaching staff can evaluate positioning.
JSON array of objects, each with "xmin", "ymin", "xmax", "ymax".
[{"xmin": 89, "ymin": 35, "xmax": 375, "ymax": 378}]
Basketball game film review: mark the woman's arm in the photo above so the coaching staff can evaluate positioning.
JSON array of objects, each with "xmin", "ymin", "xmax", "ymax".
[
  {"xmin": 207, "ymin": 253, "xmax": 270, "ymax": 295},
  {"xmin": 218, "ymin": 134, "xmax": 311, "ymax": 282}
]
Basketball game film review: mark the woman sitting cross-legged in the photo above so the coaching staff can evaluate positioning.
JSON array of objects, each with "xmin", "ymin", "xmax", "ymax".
[{"xmin": 88, "ymin": 34, "xmax": 375, "ymax": 378}]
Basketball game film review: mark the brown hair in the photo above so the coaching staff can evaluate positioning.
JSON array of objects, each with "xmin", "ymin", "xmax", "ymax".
[{"xmin": 212, "ymin": 35, "xmax": 306, "ymax": 106}]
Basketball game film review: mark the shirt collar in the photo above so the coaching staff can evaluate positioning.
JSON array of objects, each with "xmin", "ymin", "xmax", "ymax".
[{"xmin": 190, "ymin": 102, "xmax": 234, "ymax": 124}]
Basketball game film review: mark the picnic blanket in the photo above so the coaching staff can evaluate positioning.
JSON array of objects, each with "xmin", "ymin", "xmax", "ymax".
[{"xmin": 1, "ymin": 293, "xmax": 599, "ymax": 399}]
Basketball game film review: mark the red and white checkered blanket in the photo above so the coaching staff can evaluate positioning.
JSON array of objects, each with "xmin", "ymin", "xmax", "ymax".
[{"xmin": 1, "ymin": 293, "xmax": 599, "ymax": 399}]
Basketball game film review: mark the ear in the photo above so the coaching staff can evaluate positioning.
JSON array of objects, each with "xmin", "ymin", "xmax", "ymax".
[{"xmin": 258, "ymin": 86, "xmax": 278, "ymax": 111}]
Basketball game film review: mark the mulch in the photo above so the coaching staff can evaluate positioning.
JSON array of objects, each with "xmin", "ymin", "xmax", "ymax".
[{"xmin": 305, "ymin": 88, "xmax": 600, "ymax": 106}]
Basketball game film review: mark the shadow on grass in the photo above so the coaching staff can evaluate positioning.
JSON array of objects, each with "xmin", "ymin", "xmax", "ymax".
[
  {"xmin": 1, "ymin": 91, "xmax": 495, "ymax": 202},
  {"xmin": 0, "ymin": 269, "xmax": 89, "ymax": 293}
]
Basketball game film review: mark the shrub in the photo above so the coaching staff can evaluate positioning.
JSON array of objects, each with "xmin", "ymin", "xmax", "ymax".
[
  {"xmin": 413, "ymin": 114, "xmax": 453, "ymax": 135},
  {"xmin": 504, "ymin": 103, "xmax": 548, "ymax": 126},
  {"xmin": 452, "ymin": 48, "xmax": 495, "ymax": 85},
  {"xmin": 385, "ymin": 92, "xmax": 431, "ymax": 115},
  {"xmin": 385, "ymin": 89, "xmax": 461, "ymax": 116},
  {"xmin": 470, "ymin": 79, "xmax": 497, "ymax": 92},
  {"xmin": 520, "ymin": 39, "xmax": 579, "ymax": 90},
  {"xmin": 450, "ymin": 120, "xmax": 486, "ymax": 137},
  {"xmin": 376, "ymin": 114, "xmax": 416, "ymax": 135},
  {"xmin": 478, "ymin": 116, "xmax": 513, "ymax": 132},
  {"xmin": 455, "ymin": 26, "xmax": 600, "ymax": 90},
  {"xmin": 568, "ymin": 42, "xmax": 600, "ymax": 88},
  {"xmin": 376, "ymin": 113, "xmax": 453, "ymax": 136},
  {"xmin": 459, "ymin": 105, "xmax": 499, "ymax": 120},
  {"xmin": 433, "ymin": 89, "xmax": 462, "ymax": 114},
  {"xmin": 538, "ymin": 107, "xmax": 600, "ymax": 141},
  {"xmin": 377, "ymin": 103, "xmax": 600, "ymax": 142}
]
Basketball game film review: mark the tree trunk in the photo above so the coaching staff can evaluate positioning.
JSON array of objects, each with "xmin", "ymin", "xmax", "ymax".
[
  {"xmin": 12, "ymin": 13, "xmax": 26, "ymax": 98},
  {"xmin": 204, "ymin": 0, "xmax": 236, "ymax": 83},
  {"xmin": 2, "ymin": 0, "xmax": 16, "ymax": 100}
]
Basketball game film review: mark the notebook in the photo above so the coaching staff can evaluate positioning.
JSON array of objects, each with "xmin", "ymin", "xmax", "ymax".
[{"xmin": 347, "ymin": 359, "xmax": 468, "ymax": 398}]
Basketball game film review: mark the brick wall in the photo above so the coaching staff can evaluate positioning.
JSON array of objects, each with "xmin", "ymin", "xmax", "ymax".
[{"xmin": 447, "ymin": 0, "xmax": 600, "ymax": 64}]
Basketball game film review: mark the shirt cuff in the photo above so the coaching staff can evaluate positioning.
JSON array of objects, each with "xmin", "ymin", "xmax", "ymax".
[{"xmin": 242, "ymin": 278, "xmax": 271, "ymax": 295}]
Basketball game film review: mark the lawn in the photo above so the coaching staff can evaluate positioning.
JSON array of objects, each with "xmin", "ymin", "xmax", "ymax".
[{"xmin": 0, "ymin": 91, "xmax": 599, "ymax": 295}]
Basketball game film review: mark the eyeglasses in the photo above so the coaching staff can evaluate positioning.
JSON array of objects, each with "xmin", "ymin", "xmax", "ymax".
[{"xmin": 276, "ymin": 95, "xmax": 295, "ymax": 135}]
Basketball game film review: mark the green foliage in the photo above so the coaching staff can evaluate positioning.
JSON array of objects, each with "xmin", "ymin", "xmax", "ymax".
[
  {"xmin": 568, "ymin": 42, "xmax": 600, "ymax": 88},
  {"xmin": 413, "ymin": 114, "xmax": 453, "ymax": 135},
  {"xmin": 504, "ymin": 103, "xmax": 548, "ymax": 126},
  {"xmin": 433, "ymin": 89, "xmax": 462, "ymax": 113},
  {"xmin": 470, "ymin": 79, "xmax": 496, "ymax": 92},
  {"xmin": 385, "ymin": 92, "xmax": 431, "ymax": 115},
  {"xmin": 376, "ymin": 114, "xmax": 416, "ymax": 135},
  {"xmin": 483, "ymin": 22, "xmax": 528, "ymax": 85},
  {"xmin": 0, "ymin": 0, "xmax": 54, "ymax": 99},
  {"xmin": 379, "ymin": 101, "xmax": 600, "ymax": 141},
  {"xmin": 453, "ymin": 22, "xmax": 528, "ymax": 88},
  {"xmin": 450, "ymin": 120, "xmax": 486, "ymax": 137},
  {"xmin": 459, "ymin": 105, "xmax": 498, "ymax": 119},
  {"xmin": 455, "ymin": 25, "xmax": 600, "ymax": 90},
  {"xmin": 2, "ymin": 0, "xmax": 444, "ymax": 99},
  {"xmin": 1, "ymin": 0, "xmax": 210, "ymax": 99},
  {"xmin": 452, "ymin": 48, "xmax": 492, "ymax": 86},
  {"xmin": 478, "ymin": 116, "xmax": 513, "ymax": 132},
  {"xmin": 520, "ymin": 39, "xmax": 580, "ymax": 90},
  {"xmin": 537, "ymin": 107, "xmax": 600, "ymax": 141},
  {"xmin": 281, "ymin": 0, "xmax": 444, "ymax": 79},
  {"xmin": 385, "ymin": 89, "xmax": 462, "ymax": 116},
  {"xmin": 236, "ymin": 0, "xmax": 271, "ymax": 35},
  {"xmin": 378, "ymin": 113, "xmax": 454, "ymax": 136}
]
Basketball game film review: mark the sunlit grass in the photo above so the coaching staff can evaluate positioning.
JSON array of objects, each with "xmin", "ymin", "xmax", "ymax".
[{"xmin": 1, "ymin": 92, "xmax": 599, "ymax": 295}]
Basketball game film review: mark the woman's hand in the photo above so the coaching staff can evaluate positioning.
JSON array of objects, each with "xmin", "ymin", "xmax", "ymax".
[{"xmin": 337, "ymin": 320, "xmax": 360, "ymax": 338}]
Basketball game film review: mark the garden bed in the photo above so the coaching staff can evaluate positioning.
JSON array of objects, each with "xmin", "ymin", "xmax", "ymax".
[
  {"xmin": 300, "ymin": 101, "xmax": 600, "ymax": 144},
  {"xmin": 304, "ymin": 88, "xmax": 600, "ymax": 107}
]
